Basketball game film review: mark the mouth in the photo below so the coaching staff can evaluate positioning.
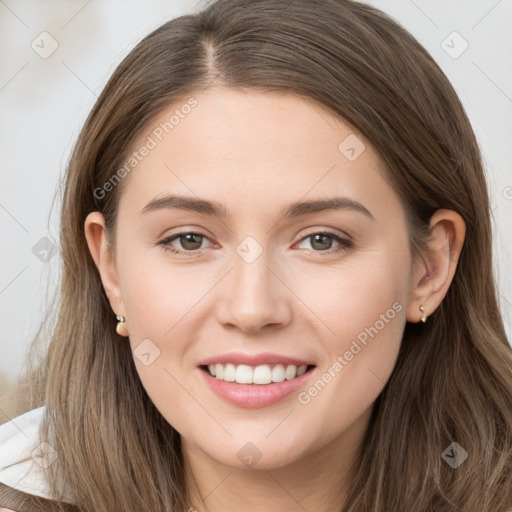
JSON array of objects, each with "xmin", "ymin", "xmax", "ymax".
[
  {"xmin": 196, "ymin": 353, "xmax": 318, "ymax": 408},
  {"xmin": 199, "ymin": 363, "xmax": 317, "ymax": 408},
  {"xmin": 200, "ymin": 363, "xmax": 316, "ymax": 385}
]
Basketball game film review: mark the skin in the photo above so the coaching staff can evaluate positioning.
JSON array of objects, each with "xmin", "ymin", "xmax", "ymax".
[{"xmin": 85, "ymin": 88, "xmax": 465, "ymax": 512}]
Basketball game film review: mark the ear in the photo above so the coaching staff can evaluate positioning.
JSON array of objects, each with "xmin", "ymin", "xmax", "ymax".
[
  {"xmin": 84, "ymin": 211, "xmax": 125, "ymax": 318},
  {"xmin": 406, "ymin": 209, "xmax": 466, "ymax": 323}
]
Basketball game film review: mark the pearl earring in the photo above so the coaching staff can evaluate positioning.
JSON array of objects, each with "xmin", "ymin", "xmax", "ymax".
[
  {"xmin": 419, "ymin": 305, "xmax": 428, "ymax": 323},
  {"xmin": 116, "ymin": 315, "xmax": 129, "ymax": 337}
]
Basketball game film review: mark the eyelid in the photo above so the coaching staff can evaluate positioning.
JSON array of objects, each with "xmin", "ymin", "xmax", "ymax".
[
  {"xmin": 301, "ymin": 227, "xmax": 352, "ymax": 241},
  {"xmin": 159, "ymin": 229, "xmax": 214, "ymax": 248},
  {"xmin": 156, "ymin": 225, "xmax": 214, "ymax": 241}
]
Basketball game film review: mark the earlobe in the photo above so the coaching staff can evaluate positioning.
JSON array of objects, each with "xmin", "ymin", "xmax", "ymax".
[
  {"xmin": 406, "ymin": 209, "xmax": 466, "ymax": 323},
  {"xmin": 84, "ymin": 212, "xmax": 126, "ymax": 319}
]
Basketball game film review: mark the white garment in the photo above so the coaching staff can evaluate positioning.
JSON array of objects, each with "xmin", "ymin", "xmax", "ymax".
[{"xmin": 0, "ymin": 406, "xmax": 73, "ymax": 504}]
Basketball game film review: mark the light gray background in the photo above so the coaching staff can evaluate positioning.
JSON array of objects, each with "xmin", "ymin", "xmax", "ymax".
[{"xmin": 1, "ymin": 0, "xmax": 511, "ymax": 393}]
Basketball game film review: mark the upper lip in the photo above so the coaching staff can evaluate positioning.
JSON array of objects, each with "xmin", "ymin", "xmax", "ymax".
[{"xmin": 197, "ymin": 352, "xmax": 316, "ymax": 367}]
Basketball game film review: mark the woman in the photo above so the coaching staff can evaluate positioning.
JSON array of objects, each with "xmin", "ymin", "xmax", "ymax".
[{"xmin": 1, "ymin": 0, "xmax": 511, "ymax": 511}]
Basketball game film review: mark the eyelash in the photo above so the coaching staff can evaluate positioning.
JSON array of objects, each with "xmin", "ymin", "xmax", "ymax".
[{"xmin": 158, "ymin": 230, "xmax": 353, "ymax": 257}]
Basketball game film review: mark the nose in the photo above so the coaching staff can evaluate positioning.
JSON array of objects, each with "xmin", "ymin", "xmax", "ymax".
[{"xmin": 215, "ymin": 247, "xmax": 293, "ymax": 334}]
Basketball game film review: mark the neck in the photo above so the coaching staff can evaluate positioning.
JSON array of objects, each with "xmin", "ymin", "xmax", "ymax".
[{"xmin": 182, "ymin": 405, "xmax": 373, "ymax": 512}]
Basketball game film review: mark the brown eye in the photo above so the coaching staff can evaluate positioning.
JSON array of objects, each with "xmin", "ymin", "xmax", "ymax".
[
  {"xmin": 159, "ymin": 232, "xmax": 211, "ymax": 256},
  {"xmin": 296, "ymin": 231, "xmax": 352, "ymax": 254},
  {"xmin": 310, "ymin": 233, "xmax": 335, "ymax": 251},
  {"xmin": 176, "ymin": 233, "xmax": 204, "ymax": 251}
]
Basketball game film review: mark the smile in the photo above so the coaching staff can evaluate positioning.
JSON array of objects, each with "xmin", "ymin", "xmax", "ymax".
[
  {"xmin": 198, "ymin": 363, "xmax": 317, "ymax": 409},
  {"xmin": 202, "ymin": 363, "xmax": 314, "ymax": 384}
]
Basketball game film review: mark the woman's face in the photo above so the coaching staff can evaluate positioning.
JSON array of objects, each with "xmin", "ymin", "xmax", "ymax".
[{"xmin": 97, "ymin": 88, "xmax": 416, "ymax": 469}]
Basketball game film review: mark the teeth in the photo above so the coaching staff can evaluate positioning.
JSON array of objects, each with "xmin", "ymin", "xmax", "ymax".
[
  {"xmin": 271, "ymin": 364, "xmax": 286, "ymax": 383},
  {"xmin": 285, "ymin": 364, "xmax": 297, "ymax": 380},
  {"xmin": 253, "ymin": 365, "xmax": 272, "ymax": 384},
  {"xmin": 236, "ymin": 364, "xmax": 253, "ymax": 384},
  {"xmin": 223, "ymin": 363, "xmax": 236, "ymax": 382},
  {"xmin": 206, "ymin": 363, "xmax": 310, "ymax": 384},
  {"xmin": 214, "ymin": 363, "xmax": 224, "ymax": 380}
]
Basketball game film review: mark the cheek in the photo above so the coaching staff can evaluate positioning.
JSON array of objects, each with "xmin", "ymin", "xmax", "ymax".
[
  {"xmin": 301, "ymin": 270, "xmax": 405, "ymax": 400},
  {"xmin": 292, "ymin": 242, "xmax": 410, "ymax": 441},
  {"xmin": 116, "ymin": 264, "xmax": 201, "ymax": 436},
  {"xmin": 116, "ymin": 243, "xmax": 197, "ymax": 338},
  {"xmin": 293, "ymin": 240, "xmax": 409, "ymax": 350},
  {"xmin": 114, "ymin": 243, "xmax": 242, "ymax": 430}
]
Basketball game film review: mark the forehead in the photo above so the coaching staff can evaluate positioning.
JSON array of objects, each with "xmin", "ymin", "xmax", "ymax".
[{"xmin": 118, "ymin": 88, "xmax": 400, "ymax": 221}]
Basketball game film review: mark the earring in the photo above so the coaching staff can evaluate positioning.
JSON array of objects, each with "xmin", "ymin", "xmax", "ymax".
[
  {"xmin": 116, "ymin": 315, "xmax": 129, "ymax": 337},
  {"xmin": 419, "ymin": 305, "xmax": 428, "ymax": 323}
]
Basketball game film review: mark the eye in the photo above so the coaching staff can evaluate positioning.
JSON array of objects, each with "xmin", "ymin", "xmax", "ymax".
[
  {"xmin": 158, "ymin": 230, "xmax": 353, "ymax": 257},
  {"xmin": 295, "ymin": 231, "xmax": 352, "ymax": 254},
  {"xmin": 159, "ymin": 232, "xmax": 211, "ymax": 256}
]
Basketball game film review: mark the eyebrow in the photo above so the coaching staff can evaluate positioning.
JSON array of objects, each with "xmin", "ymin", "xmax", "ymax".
[{"xmin": 141, "ymin": 194, "xmax": 374, "ymax": 220}]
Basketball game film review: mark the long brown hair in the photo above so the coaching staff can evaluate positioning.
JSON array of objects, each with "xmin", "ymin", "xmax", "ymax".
[{"xmin": 6, "ymin": 0, "xmax": 512, "ymax": 510}]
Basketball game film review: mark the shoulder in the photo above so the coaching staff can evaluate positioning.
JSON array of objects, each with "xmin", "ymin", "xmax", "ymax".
[{"xmin": 0, "ymin": 407, "xmax": 68, "ymax": 503}]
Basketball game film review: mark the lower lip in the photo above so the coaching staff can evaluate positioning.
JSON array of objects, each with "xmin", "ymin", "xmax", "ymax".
[{"xmin": 198, "ymin": 366, "xmax": 316, "ymax": 409}]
